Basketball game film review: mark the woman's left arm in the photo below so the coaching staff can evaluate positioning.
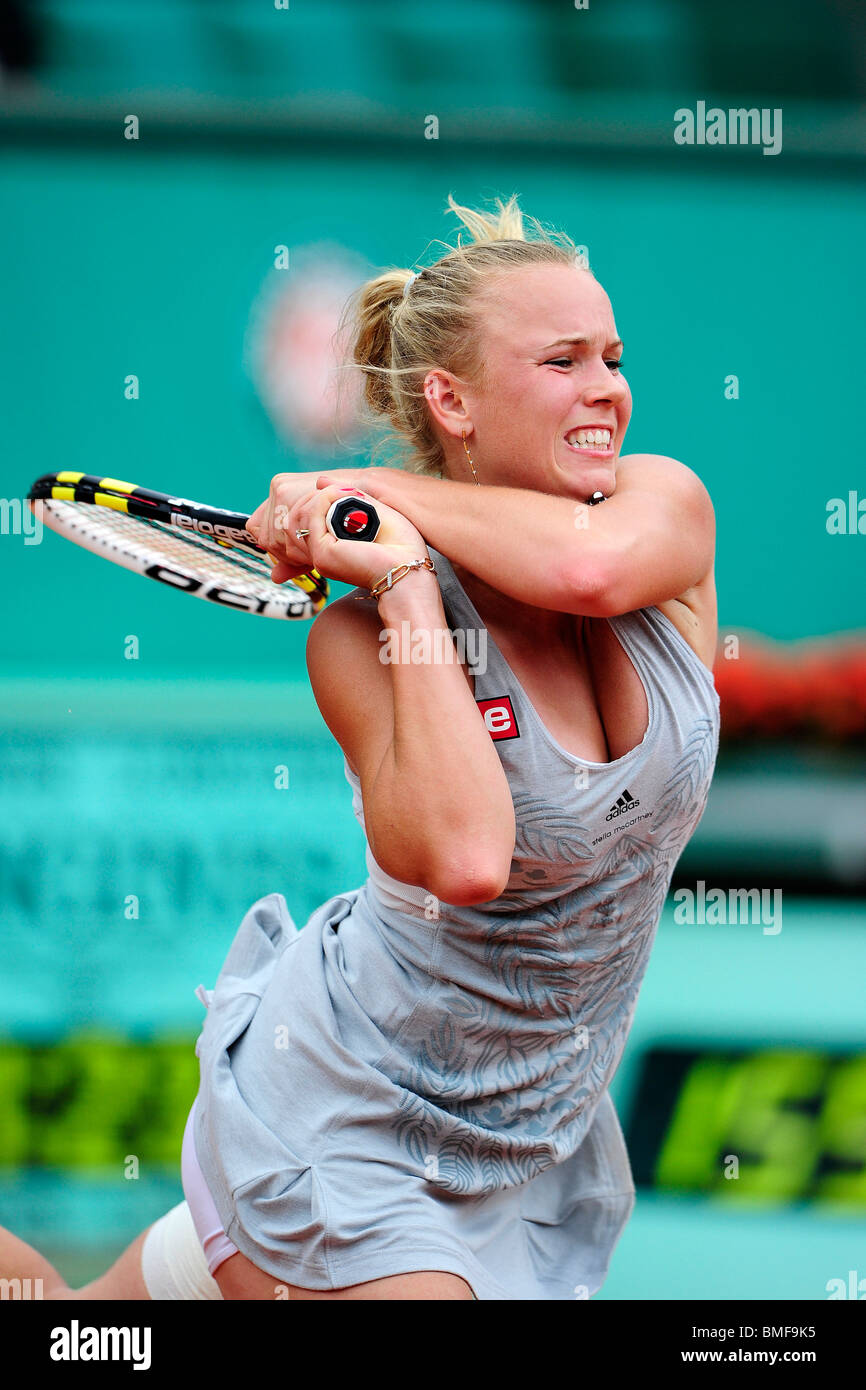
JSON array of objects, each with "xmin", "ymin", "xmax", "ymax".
[{"xmin": 346, "ymin": 454, "xmax": 715, "ymax": 617}]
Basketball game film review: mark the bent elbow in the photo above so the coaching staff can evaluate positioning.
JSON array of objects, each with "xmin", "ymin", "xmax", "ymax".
[
  {"xmin": 426, "ymin": 856, "xmax": 512, "ymax": 908},
  {"xmin": 557, "ymin": 554, "xmax": 618, "ymax": 617},
  {"xmin": 370, "ymin": 845, "xmax": 511, "ymax": 907},
  {"xmin": 553, "ymin": 547, "xmax": 606, "ymax": 614}
]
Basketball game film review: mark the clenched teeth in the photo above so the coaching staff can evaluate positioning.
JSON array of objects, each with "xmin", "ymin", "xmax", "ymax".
[{"xmin": 566, "ymin": 428, "xmax": 612, "ymax": 449}]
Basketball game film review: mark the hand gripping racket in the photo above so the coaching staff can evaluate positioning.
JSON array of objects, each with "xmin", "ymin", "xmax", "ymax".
[{"xmin": 27, "ymin": 473, "xmax": 380, "ymax": 621}]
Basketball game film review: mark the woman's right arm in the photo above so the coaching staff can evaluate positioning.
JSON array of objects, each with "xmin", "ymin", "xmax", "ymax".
[{"xmin": 305, "ymin": 567, "xmax": 516, "ymax": 907}]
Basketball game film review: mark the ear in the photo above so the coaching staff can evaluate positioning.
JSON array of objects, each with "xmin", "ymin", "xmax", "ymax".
[{"xmin": 422, "ymin": 369, "xmax": 473, "ymax": 440}]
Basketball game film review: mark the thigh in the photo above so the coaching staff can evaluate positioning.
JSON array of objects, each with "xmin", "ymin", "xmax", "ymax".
[
  {"xmin": 215, "ymin": 1250, "xmax": 475, "ymax": 1301},
  {"xmin": 63, "ymin": 1227, "xmax": 153, "ymax": 1300}
]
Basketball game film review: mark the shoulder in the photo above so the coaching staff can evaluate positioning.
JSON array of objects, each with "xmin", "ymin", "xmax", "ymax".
[
  {"xmin": 617, "ymin": 455, "xmax": 717, "ymax": 666},
  {"xmin": 616, "ymin": 453, "xmax": 715, "ymax": 522}
]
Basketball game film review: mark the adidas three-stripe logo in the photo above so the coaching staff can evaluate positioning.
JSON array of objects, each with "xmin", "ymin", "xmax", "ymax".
[{"xmin": 605, "ymin": 787, "xmax": 640, "ymax": 821}]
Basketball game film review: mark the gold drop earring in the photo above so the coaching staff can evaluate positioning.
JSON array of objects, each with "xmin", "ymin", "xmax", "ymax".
[{"xmin": 461, "ymin": 429, "xmax": 480, "ymax": 486}]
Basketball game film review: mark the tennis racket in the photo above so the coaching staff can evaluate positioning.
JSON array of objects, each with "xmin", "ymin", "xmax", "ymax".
[{"xmin": 26, "ymin": 472, "xmax": 380, "ymax": 621}]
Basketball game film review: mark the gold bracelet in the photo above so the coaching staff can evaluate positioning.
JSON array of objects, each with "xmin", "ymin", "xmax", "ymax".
[{"xmin": 356, "ymin": 556, "xmax": 436, "ymax": 600}]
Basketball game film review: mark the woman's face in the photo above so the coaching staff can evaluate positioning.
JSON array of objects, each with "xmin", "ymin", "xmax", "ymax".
[{"xmin": 452, "ymin": 262, "xmax": 631, "ymax": 500}]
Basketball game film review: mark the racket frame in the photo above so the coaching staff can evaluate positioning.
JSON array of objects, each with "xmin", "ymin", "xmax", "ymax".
[{"xmin": 27, "ymin": 471, "xmax": 328, "ymax": 620}]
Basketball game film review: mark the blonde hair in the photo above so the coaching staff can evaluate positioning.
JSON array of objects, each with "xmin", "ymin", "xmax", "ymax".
[{"xmin": 343, "ymin": 194, "xmax": 588, "ymax": 477}]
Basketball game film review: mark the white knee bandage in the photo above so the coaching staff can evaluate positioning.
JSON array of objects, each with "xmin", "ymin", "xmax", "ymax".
[{"xmin": 141, "ymin": 1200, "xmax": 224, "ymax": 1301}]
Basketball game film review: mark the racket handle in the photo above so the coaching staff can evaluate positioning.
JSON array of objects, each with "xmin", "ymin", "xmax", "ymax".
[{"xmin": 325, "ymin": 496, "xmax": 380, "ymax": 542}]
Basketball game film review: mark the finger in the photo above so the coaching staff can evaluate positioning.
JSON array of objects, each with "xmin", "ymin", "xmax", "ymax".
[
  {"xmin": 269, "ymin": 558, "xmax": 295, "ymax": 585},
  {"xmin": 260, "ymin": 491, "xmax": 326, "ymax": 581},
  {"xmin": 299, "ymin": 488, "xmax": 341, "ymax": 547},
  {"xmin": 316, "ymin": 474, "xmax": 369, "ymax": 492},
  {"xmin": 246, "ymin": 501, "xmax": 266, "ymax": 538},
  {"xmin": 272, "ymin": 499, "xmax": 294, "ymax": 546},
  {"xmin": 264, "ymin": 551, "xmax": 311, "ymax": 586},
  {"xmin": 284, "ymin": 491, "xmax": 321, "ymax": 548},
  {"xmin": 261, "ymin": 494, "xmax": 290, "ymax": 560},
  {"xmin": 265, "ymin": 492, "xmax": 283, "ymax": 556},
  {"xmin": 289, "ymin": 491, "xmax": 346, "ymax": 572},
  {"xmin": 311, "ymin": 483, "xmax": 371, "ymax": 513},
  {"xmin": 318, "ymin": 481, "xmax": 372, "ymax": 501},
  {"xmin": 271, "ymin": 487, "xmax": 319, "ymax": 556}
]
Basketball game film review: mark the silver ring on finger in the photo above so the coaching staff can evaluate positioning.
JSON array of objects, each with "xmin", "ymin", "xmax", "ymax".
[{"xmin": 295, "ymin": 528, "xmax": 310, "ymax": 540}]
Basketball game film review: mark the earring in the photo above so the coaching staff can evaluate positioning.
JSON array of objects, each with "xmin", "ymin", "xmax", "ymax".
[{"xmin": 461, "ymin": 430, "xmax": 480, "ymax": 486}]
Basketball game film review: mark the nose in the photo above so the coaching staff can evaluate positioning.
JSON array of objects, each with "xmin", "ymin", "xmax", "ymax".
[{"xmin": 582, "ymin": 357, "xmax": 628, "ymax": 406}]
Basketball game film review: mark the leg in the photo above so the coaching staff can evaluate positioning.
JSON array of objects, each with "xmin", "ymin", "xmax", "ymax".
[
  {"xmin": 215, "ymin": 1249, "xmax": 476, "ymax": 1301},
  {"xmin": 0, "ymin": 1221, "xmax": 152, "ymax": 1300},
  {"xmin": 71, "ymin": 1227, "xmax": 152, "ymax": 1300}
]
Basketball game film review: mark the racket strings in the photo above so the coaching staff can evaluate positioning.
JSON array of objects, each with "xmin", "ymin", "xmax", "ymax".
[
  {"xmin": 133, "ymin": 513, "xmax": 276, "ymax": 582},
  {"xmin": 59, "ymin": 503, "xmax": 274, "ymax": 583},
  {"xmin": 133, "ymin": 512, "xmax": 327, "ymax": 603}
]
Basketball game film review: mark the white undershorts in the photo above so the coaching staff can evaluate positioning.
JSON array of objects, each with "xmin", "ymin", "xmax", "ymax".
[{"xmin": 140, "ymin": 1094, "xmax": 238, "ymax": 1299}]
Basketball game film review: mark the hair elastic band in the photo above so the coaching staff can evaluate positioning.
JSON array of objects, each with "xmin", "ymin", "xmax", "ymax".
[{"xmin": 402, "ymin": 272, "xmax": 418, "ymax": 299}]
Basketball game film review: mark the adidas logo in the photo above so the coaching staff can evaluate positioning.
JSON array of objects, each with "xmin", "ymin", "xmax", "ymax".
[{"xmin": 605, "ymin": 787, "xmax": 640, "ymax": 821}]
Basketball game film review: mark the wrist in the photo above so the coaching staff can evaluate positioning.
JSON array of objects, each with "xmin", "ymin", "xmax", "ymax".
[
  {"xmin": 363, "ymin": 465, "xmax": 426, "ymax": 511},
  {"xmin": 372, "ymin": 561, "xmax": 442, "ymax": 621}
]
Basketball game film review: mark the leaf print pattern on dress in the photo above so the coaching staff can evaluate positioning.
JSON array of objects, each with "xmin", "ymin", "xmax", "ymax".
[
  {"xmin": 377, "ymin": 616, "xmax": 722, "ymax": 1199},
  {"xmin": 504, "ymin": 795, "xmax": 595, "ymax": 900},
  {"xmin": 650, "ymin": 717, "xmax": 718, "ymax": 843},
  {"xmin": 392, "ymin": 1089, "xmax": 550, "ymax": 1193}
]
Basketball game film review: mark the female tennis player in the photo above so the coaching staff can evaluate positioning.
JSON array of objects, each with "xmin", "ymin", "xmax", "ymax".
[{"xmin": 0, "ymin": 195, "xmax": 718, "ymax": 1300}]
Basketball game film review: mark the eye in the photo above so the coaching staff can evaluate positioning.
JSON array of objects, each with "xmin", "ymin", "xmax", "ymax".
[{"xmin": 544, "ymin": 355, "xmax": 625, "ymax": 372}]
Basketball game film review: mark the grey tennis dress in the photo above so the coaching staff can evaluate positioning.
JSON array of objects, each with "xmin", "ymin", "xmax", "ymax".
[{"xmin": 193, "ymin": 549, "xmax": 720, "ymax": 1299}]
